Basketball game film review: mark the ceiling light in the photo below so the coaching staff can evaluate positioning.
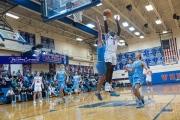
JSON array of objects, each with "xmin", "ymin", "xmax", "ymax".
[
  {"xmin": 76, "ymin": 38, "xmax": 83, "ymax": 41},
  {"xmin": 145, "ymin": 5, "xmax": 153, "ymax": 11},
  {"xmin": 119, "ymin": 40, "xmax": 125, "ymax": 42},
  {"xmin": 163, "ymin": 31, "xmax": 167, "ymax": 34},
  {"xmin": 140, "ymin": 36, "xmax": 144, "ymax": 38},
  {"xmin": 118, "ymin": 42, "xmax": 125, "ymax": 46},
  {"xmin": 129, "ymin": 27, "xmax": 135, "ymax": 31},
  {"xmin": 86, "ymin": 23, "xmax": 95, "ymax": 28},
  {"xmin": 122, "ymin": 22, "xmax": 128, "ymax": 27},
  {"xmin": 134, "ymin": 32, "xmax": 140, "ymax": 35},
  {"xmin": 94, "ymin": 44, "xmax": 97, "ymax": 46},
  {"xmin": 114, "ymin": 15, "xmax": 120, "ymax": 20},
  {"xmin": 96, "ymin": 3, "xmax": 102, "ymax": 6},
  {"xmin": 6, "ymin": 13, "xmax": 19, "ymax": 19},
  {"xmin": 155, "ymin": 20, "xmax": 161, "ymax": 24}
]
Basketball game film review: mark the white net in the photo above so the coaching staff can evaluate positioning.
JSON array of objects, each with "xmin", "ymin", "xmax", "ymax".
[{"xmin": 73, "ymin": 10, "xmax": 84, "ymax": 23}]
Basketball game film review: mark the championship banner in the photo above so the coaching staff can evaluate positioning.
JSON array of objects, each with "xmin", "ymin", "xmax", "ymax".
[
  {"xmin": 41, "ymin": 36, "xmax": 55, "ymax": 49},
  {"xmin": 41, "ymin": 52, "xmax": 68, "ymax": 64},
  {"xmin": 19, "ymin": 30, "xmax": 36, "ymax": 46}
]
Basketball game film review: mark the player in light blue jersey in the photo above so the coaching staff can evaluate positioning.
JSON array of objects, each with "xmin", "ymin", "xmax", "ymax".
[
  {"xmin": 125, "ymin": 52, "xmax": 148, "ymax": 108},
  {"xmin": 125, "ymin": 58, "xmax": 134, "ymax": 84},
  {"xmin": 73, "ymin": 71, "xmax": 82, "ymax": 101},
  {"xmin": 94, "ymin": 17, "xmax": 106, "ymax": 100},
  {"xmin": 54, "ymin": 65, "xmax": 69, "ymax": 104}
]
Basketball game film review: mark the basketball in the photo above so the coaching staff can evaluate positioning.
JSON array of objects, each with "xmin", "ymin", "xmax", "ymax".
[{"xmin": 103, "ymin": 9, "xmax": 112, "ymax": 18}]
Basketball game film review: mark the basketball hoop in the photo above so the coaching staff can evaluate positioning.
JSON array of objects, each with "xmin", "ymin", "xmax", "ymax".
[{"xmin": 72, "ymin": 3, "xmax": 84, "ymax": 23}]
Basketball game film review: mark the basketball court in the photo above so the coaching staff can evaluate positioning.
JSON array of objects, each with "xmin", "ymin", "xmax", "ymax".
[{"xmin": 0, "ymin": 0, "xmax": 180, "ymax": 120}]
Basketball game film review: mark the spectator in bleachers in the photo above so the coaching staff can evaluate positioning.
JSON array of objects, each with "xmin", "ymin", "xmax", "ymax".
[
  {"xmin": 21, "ymin": 87, "xmax": 27, "ymax": 101},
  {"xmin": 26, "ymin": 87, "xmax": 33, "ymax": 101},
  {"xmin": 1, "ymin": 79, "xmax": 7, "ymax": 88},
  {"xmin": 48, "ymin": 84, "xmax": 56, "ymax": 97},
  {"xmin": 6, "ymin": 87, "xmax": 15, "ymax": 104},
  {"xmin": 16, "ymin": 70, "xmax": 21, "ymax": 77},
  {"xmin": 12, "ymin": 71, "xmax": 16, "ymax": 78},
  {"xmin": 14, "ymin": 87, "xmax": 21, "ymax": 102},
  {"xmin": 43, "ymin": 85, "xmax": 49, "ymax": 99},
  {"xmin": 0, "ymin": 88, "xmax": 4, "ymax": 98},
  {"xmin": 11, "ymin": 78, "xmax": 17, "ymax": 88}
]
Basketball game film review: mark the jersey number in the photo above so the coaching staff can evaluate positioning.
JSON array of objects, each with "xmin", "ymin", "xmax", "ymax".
[{"xmin": 113, "ymin": 40, "xmax": 115, "ymax": 45}]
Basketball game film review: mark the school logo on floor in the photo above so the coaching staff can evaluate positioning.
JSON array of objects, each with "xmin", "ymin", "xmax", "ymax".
[{"xmin": 79, "ymin": 99, "xmax": 155, "ymax": 108}]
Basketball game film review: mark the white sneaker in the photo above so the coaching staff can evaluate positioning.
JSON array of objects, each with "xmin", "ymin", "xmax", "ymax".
[
  {"xmin": 33, "ymin": 101, "xmax": 36, "ymax": 104},
  {"xmin": 39, "ymin": 100, "xmax": 43, "ymax": 104},
  {"xmin": 147, "ymin": 87, "xmax": 150, "ymax": 90},
  {"xmin": 105, "ymin": 82, "xmax": 111, "ymax": 92},
  {"xmin": 151, "ymin": 87, "xmax": 153, "ymax": 91},
  {"xmin": 57, "ymin": 98, "xmax": 62, "ymax": 104}
]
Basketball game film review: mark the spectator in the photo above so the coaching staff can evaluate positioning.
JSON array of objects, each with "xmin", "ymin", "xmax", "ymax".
[
  {"xmin": 43, "ymin": 85, "xmax": 49, "ymax": 99},
  {"xmin": 11, "ymin": 78, "xmax": 18, "ymax": 88},
  {"xmin": 6, "ymin": 87, "xmax": 15, "ymax": 104},
  {"xmin": 0, "ymin": 88, "xmax": 4, "ymax": 98},
  {"xmin": 26, "ymin": 87, "xmax": 33, "ymax": 100},
  {"xmin": 1, "ymin": 79, "xmax": 7, "ymax": 88},
  {"xmin": 12, "ymin": 71, "xmax": 16, "ymax": 78},
  {"xmin": 21, "ymin": 87, "xmax": 27, "ymax": 101},
  {"xmin": 48, "ymin": 84, "xmax": 56, "ymax": 97},
  {"xmin": 14, "ymin": 87, "xmax": 21, "ymax": 102},
  {"xmin": 16, "ymin": 70, "xmax": 21, "ymax": 77}
]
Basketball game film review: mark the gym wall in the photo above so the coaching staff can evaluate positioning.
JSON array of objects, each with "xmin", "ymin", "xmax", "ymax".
[
  {"xmin": 0, "ymin": 18, "xmax": 93, "ymax": 73},
  {"xmin": 113, "ymin": 30, "xmax": 180, "ymax": 85}
]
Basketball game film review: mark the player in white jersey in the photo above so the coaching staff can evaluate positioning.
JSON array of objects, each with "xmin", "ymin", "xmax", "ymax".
[
  {"xmin": 103, "ymin": 13, "xmax": 121, "ymax": 96},
  {"xmin": 146, "ymin": 66, "xmax": 153, "ymax": 91},
  {"xmin": 31, "ymin": 72, "xmax": 44, "ymax": 104}
]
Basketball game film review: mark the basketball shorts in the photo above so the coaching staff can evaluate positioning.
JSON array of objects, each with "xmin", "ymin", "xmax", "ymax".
[
  {"xmin": 146, "ymin": 76, "xmax": 152, "ymax": 82},
  {"xmin": 96, "ymin": 61, "xmax": 107, "ymax": 77},
  {"xmin": 58, "ymin": 81, "xmax": 65, "ymax": 89},
  {"xmin": 34, "ymin": 85, "xmax": 42, "ymax": 92},
  {"xmin": 132, "ymin": 77, "xmax": 144, "ymax": 90},
  {"xmin": 104, "ymin": 51, "xmax": 116, "ymax": 65},
  {"xmin": 73, "ymin": 84, "xmax": 79, "ymax": 92},
  {"xmin": 128, "ymin": 75, "xmax": 133, "ymax": 84}
]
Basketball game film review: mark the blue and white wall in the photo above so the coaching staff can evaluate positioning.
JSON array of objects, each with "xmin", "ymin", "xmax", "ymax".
[{"xmin": 113, "ymin": 30, "xmax": 180, "ymax": 84}]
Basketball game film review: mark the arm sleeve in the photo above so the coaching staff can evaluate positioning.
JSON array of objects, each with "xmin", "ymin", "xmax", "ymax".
[
  {"xmin": 104, "ymin": 20, "xmax": 108, "ymax": 34},
  {"xmin": 116, "ymin": 21, "xmax": 121, "ymax": 36}
]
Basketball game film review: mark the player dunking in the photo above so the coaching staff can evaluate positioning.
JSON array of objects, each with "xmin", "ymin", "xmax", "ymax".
[
  {"xmin": 31, "ymin": 72, "xmax": 44, "ymax": 104},
  {"xmin": 94, "ymin": 17, "xmax": 106, "ymax": 100},
  {"xmin": 125, "ymin": 53, "xmax": 147, "ymax": 108},
  {"xmin": 103, "ymin": 12, "xmax": 120, "ymax": 96},
  {"xmin": 54, "ymin": 65, "xmax": 69, "ymax": 104}
]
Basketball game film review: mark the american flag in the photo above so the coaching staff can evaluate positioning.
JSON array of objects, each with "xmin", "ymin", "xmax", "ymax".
[{"xmin": 162, "ymin": 38, "xmax": 179, "ymax": 64}]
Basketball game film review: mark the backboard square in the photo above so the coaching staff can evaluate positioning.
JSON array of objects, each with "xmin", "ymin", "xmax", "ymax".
[{"xmin": 41, "ymin": 0, "xmax": 102, "ymax": 22}]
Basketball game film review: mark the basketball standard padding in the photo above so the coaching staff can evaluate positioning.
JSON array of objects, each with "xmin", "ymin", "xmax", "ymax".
[{"xmin": 103, "ymin": 9, "xmax": 112, "ymax": 18}]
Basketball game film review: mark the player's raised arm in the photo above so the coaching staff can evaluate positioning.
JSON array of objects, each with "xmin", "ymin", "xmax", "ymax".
[
  {"xmin": 115, "ymin": 15, "xmax": 121, "ymax": 36},
  {"xmin": 103, "ymin": 12, "xmax": 108, "ymax": 34},
  {"xmin": 96, "ymin": 16, "xmax": 103, "ymax": 48}
]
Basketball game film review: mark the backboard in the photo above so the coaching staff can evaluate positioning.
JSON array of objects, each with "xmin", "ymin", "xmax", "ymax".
[
  {"xmin": 41, "ymin": 0, "xmax": 102, "ymax": 23},
  {"xmin": 0, "ymin": 29, "xmax": 27, "ymax": 44}
]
